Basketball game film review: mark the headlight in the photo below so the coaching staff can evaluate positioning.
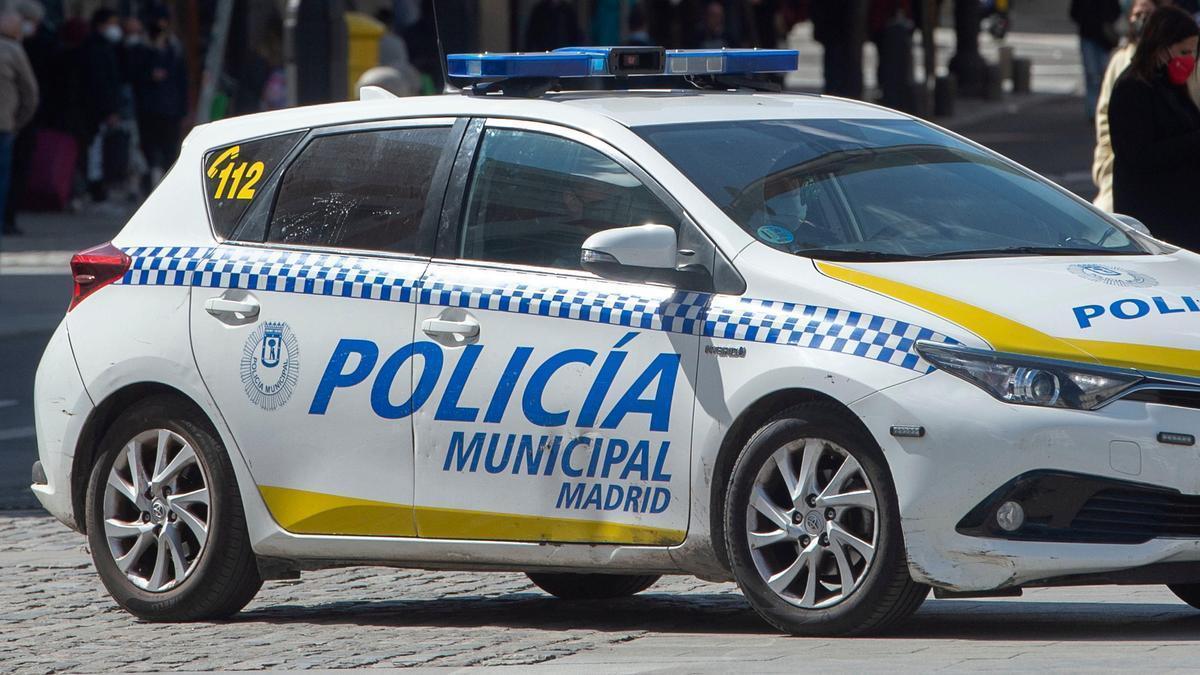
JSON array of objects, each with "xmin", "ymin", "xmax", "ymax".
[{"xmin": 916, "ymin": 342, "xmax": 1143, "ymax": 410}]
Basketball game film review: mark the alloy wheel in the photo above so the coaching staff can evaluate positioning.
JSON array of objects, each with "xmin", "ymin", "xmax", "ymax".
[
  {"xmin": 101, "ymin": 429, "xmax": 211, "ymax": 592},
  {"xmin": 744, "ymin": 438, "xmax": 879, "ymax": 609}
]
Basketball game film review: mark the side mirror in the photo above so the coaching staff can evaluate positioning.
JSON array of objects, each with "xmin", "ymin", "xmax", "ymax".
[
  {"xmin": 581, "ymin": 224, "xmax": 680, "ymax": 285},
  {"xmin": 1113, "ymin": 213, "xmax": 1151, "ymax": 236}
]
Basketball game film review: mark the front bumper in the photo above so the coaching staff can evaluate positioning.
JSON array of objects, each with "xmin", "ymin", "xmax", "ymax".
[{"xmin": 852, "ymin": 370, "xmax": 1200, "ymax": 591}]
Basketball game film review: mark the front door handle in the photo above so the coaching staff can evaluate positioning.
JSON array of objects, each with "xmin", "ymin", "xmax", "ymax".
[
  {"xmin": 204, "ymin": 294, "xmax": 260, "ymax": 323},
  {"xmin": 421, "ymin": 317, "xmax": 479, "ymax": 338}
]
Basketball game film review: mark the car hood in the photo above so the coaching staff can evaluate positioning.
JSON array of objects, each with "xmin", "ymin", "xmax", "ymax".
[{"xmin": 816, "ymin": 253, "xmax": 1200, "ymax": 379}]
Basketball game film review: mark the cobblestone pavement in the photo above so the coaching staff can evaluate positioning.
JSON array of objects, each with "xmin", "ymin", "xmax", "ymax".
[{"xmin": 6, "ymin": 512, "xmax": 1200, "ymax": 674}]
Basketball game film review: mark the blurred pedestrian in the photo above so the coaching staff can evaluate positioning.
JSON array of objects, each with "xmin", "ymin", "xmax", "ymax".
[
  {"xmin": 523, "ymin": 0, "xmax": 583, "ymax": 52},
  {"xmin": 811, "ymin": 0, "xmax": 869, "ymax": 99},
  {"xmin": 0, "ymin": 5, "xmax": 39, "ymax": 238},
  {"xmin": 82, "ymin": 8, "xmax": 123, "ymax": 203},
  {"xmin": 4, "ymin": 0, "xmax": 51, "ymax": 234},
  {"xmin": 747, "ymin": 0, "xmax": 781, "ymax": 48},
  {"xmin": 1109, "ymin": 5, "xmax": 1200, "ymax": 245},
  {"xmin": 870, "ymin": 0, "xmax": 914, "ymax": 111},
  {"xmin": 696, "ymin": 0, "xmax": 732, "ymax": 48},
  {"xmin": 1093, "ymin": 0, "xmax": 1169, "ymax": 211},
  {"xmin": 129, "ymin": 5, "xmax": 186, "ymax": 191},
  {"xmin": 1071, "ymin": 0, "xmax": 1123, "ymax": 121}
]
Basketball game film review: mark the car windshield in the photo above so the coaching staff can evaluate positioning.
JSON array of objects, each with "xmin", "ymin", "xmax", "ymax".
[{"xmin": 635, "ymin": 118, "xmax": 1157, "ymax": 261}]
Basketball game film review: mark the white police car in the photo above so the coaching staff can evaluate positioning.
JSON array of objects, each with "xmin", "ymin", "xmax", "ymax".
[{"xmin": 31, "ymin": 46, "xmax": 1200, "ymax": 635}]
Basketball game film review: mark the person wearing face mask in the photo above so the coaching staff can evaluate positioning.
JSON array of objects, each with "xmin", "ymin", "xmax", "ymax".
[
  {"xmin": 1092, "ymin": 0, "xmax": 1170, "ymax": 212},
  {"xmin": 129, "ymin": 6, "xmax": 186, "ymax": 192},
  {"xmin": 1109, "ymin": 5, "xmax": 1200, "ymax": 247},
  {"xmin": 81, "ymin": 8, "xmax": 124, "ymax": 203}
]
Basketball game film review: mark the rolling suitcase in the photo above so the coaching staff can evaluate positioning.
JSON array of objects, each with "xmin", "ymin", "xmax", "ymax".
[{"xmin": 21, "ymin": 129, "xmax": 78, "ymax": 211}]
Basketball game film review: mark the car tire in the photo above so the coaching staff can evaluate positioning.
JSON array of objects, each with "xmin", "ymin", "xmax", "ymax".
[
  {"xmin": 85, "ymin": 396, "xmax": 262, "ymax": 621},
  {"xmin": 1168, "ymin": 583, "xmax": 1200, "ymax": 609},
  {"xmin": 526, "ymin": 572, "xmax": 660, "ymax": 600},
  {"xmin": 724, "ymin": 402, "xmax": 928, "ymax": 636}
]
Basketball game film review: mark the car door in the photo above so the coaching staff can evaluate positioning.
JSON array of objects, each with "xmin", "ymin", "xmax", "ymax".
[
  {"xmin": 190, "ymin": 119, "xmax": 462, "ymax": 537},
  {"xmin": 410, "ymin": 119, "xmax": 703, "ymax": 546}
]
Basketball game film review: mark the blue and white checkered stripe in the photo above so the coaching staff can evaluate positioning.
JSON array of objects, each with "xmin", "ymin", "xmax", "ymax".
[
  {"xmin": 707, "ymin": 297, "xmax": 954, "ymax": 373},
  {"xmin": 419, "ymin": 279, "xmax": 710, "ymax": 335},
  {"xmin": 121, "ymin": 246, "xmax": 420, "ymax": 303},
  {"xmin": 119, "ymin": 246, "xmax": 953, "ymax": 373}
]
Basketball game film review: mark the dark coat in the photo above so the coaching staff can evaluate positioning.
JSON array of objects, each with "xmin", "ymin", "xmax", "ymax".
[
  {"xmin": 1109, "ymin": 68, "xmax": 1200, "ymax": 249},
  {"xmin": 1069, "ymin": 0, "xmax": 1121, "ymax": 49},
  {"xmin": 81, "ymin": 33, "xmax": 123, "ymax": 131},
  {"xmin": 129, "ymin": 40, "xmax": 188, "ymax": 120}
]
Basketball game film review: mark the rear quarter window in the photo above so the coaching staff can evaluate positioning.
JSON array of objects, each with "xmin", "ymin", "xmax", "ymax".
[{"xmin": 203, "ymin": 131, "xmax": 306, "ymax": 239}]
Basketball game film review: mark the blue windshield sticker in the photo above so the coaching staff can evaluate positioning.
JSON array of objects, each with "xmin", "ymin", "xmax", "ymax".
[{"xmin": 757, "ymin": 225, "xmax": 795, "ymax": 245}]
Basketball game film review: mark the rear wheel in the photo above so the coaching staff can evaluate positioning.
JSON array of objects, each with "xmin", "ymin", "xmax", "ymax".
[
  {"xmin": 724, "ymin": 402, "xmax": 927, "ymax": 636},
  {"xmin": 527, "ymin": 572, "xmax": 660, "ymax": 600},
  {"xmin": 85, "ymin": 397, "xmax": 262, "ymax": 620},
  {"xmin": 1168, "ymin": 583, "xmax": 1200, "ymax": 609}
]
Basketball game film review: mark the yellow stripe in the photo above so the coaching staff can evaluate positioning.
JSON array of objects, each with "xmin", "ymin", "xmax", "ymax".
[
  {"xmin": 415, "ymin": 505, "xmax": 685, "ymax": 545},
  {"xmin": 259, "ymin": 485, "xmax": 684, "ymax": 545},
  {"xmin": 817, "ymin": 262, "xmax": 1200, "ymax": 378},
  {"xmin": 817, "ymin": 262, "xmax": 1095, "ymax": 361},
  {"xmin": 259, "ymin": 485, "xmax": 416, "ymax": 537},
  {"xmin": 1066, "ymin": 339, "xmax": 1200, "ymax": 378}
]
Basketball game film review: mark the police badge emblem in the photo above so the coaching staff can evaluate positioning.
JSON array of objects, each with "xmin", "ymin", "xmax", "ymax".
[{"xmin": 240, "ymin": 322, "xmax": 300, "ymax": 410}]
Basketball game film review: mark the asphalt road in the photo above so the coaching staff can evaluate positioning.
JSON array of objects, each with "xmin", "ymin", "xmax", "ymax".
[{"xmin": 0, "ymin": 95, "xmax": 1097, "ymax": 513}]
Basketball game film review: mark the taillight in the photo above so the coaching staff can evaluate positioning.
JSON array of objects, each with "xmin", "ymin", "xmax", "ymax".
[{"xmin": 69, "ymin": 242, "xmax": 131, "ymax": 311}]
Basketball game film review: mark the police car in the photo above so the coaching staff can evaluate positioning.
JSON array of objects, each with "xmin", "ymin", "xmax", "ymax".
[{"xmin": 30, "ymin": 46, "xmax": 1200, "ymax": 635}]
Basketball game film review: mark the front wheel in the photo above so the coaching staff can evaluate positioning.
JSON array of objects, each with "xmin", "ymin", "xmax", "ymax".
[
  {"xmin": 527, "ymin": 572, "xmax": 660, "ymax": 600},
  {"xmin": 85, "ymin": 397, "xmax": 262, "ymax": 621},
  {"xmin": 724, "ymin": 403, "xmax": 927, "ymax": 636}
]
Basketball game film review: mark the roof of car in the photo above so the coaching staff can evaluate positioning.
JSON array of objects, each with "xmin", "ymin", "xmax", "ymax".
[
  {"xmin": 548, "ymin": 90, "xmax": 909, "ymax": 127},
  {"xmin": 186, "ymin": 90, "xmax": 909, "ymax": 154}
]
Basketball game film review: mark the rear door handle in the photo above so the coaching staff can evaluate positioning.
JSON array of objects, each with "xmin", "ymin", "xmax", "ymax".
[
  {"xmin": 204, "ymin": 295, "xmax": 260, "ymax": 322},
  {"xmin": 421, "ymin": 317, "xmax": 479, "ymax": 338}
]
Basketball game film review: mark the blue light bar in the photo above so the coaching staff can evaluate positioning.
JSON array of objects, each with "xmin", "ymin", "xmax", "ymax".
[
  {"xmin": 446, "ymin": 46, "xmax": 798, "ymax": 81},
  {"xmin": 665, "ymin": 49, "xmax": 799, "ymax": 75}
]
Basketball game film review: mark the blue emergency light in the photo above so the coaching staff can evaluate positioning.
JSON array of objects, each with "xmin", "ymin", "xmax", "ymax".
[{"xmin": 446, "ymin": 46, "xmax": 798, "ymax": 81}]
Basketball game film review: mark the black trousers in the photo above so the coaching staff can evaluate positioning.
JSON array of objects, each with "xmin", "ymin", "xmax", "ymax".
[
  {"xmin": 138, "ymin": 114, "xmax": 182, "ymax": 174},
  {"xmin": 3, "ymin": 124, "xmax": 35, "ymax": 231}
]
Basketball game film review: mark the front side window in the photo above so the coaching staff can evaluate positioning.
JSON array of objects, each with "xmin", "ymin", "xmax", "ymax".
[
  {"xmin": 267, "ymin": 126, "xmax": 449, "ymax": 253},
  {"xmin": 637, "ymin": 119, "xmax": 1162, "ymax": 261},
  {"xmin": 459, "ymin": 128, "xmax": 678, "ymax": 270}
]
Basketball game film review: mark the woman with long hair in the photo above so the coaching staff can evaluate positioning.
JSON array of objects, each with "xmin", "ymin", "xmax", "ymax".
[
  {"xmin": 1109, "ymin": 5, "xmax": 1200, "ymax": 246},
  {"xmin": 1093, "ymin": 0, "xmax": 1172, "ymax": 212}
]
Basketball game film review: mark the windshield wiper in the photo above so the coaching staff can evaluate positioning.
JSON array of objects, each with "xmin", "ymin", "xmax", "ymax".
[
  {"xmin": 791, "ymin": 249, "xmax": 928, "ymax": 262},
  {"xmin": 925, "ymin": 246, "xmax": 1139, "ymax": 259}
]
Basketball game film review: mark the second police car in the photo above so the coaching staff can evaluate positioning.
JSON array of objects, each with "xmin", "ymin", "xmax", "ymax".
[{"xmin": 30, "ymin": 47, "xmax": 1200, "ymax": 635}]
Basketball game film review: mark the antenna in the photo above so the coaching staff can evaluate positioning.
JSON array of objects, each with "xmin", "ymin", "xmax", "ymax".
[{"xmin": 431, "ymin": 1, "xmax": 458, "ymax": 94}]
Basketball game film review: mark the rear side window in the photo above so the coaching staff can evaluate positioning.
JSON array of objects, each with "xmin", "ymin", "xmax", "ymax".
[
  {"xmin": 204, "ymin": 131, "xmax": 305, "ymax": 239},
  {"xmin": 266, "ymin": 126, "xmax": 449, "ymax": 254},
  {"xmin": 459, "ymin": 129, "xmax": 678, "ymax": 270}
]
